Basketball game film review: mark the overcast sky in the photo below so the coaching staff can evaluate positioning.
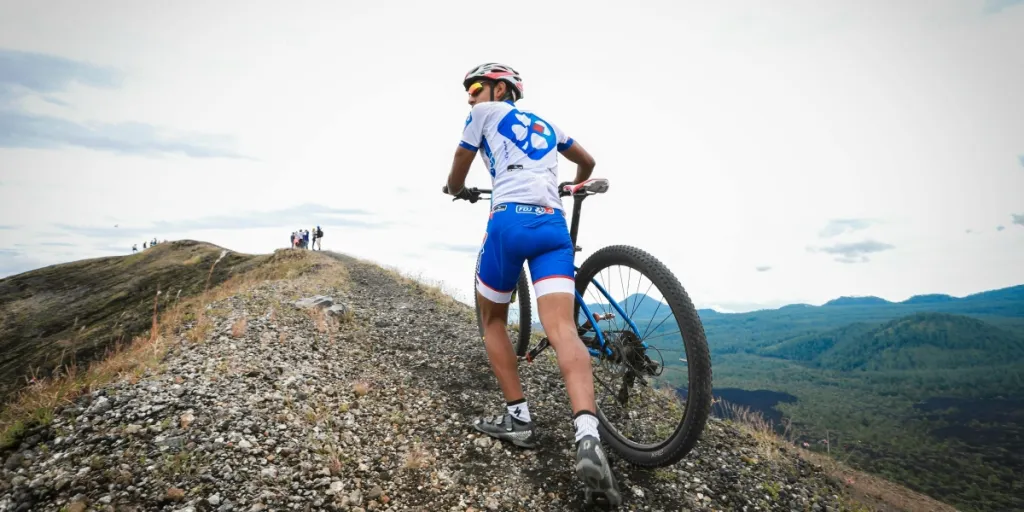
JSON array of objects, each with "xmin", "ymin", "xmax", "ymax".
[{"xmin": 1, "ymin": 0, "xmax": 1022, "ymax": 312}]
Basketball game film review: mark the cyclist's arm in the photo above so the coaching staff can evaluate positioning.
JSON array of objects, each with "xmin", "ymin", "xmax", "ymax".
[
  {"xmin": 560, "ymin": 142, "xmax": 596, "ymax": 184},
  {"xmin": 446, "ymin": 145, "xmax": 477, "ymax": 195}
]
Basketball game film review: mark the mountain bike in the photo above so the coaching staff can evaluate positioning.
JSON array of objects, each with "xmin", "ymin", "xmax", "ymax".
[{"xmin": 445, "ymin": 179, "xmax": 713, "ymax": 468}]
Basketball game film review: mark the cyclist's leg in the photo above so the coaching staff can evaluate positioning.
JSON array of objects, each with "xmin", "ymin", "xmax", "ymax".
[
  {"xmin": 524, "ymin": 210, "xmax": 619, "ymax": 502},
  {"xmin": 476, "ymin": 210, "xmax": 528, "ymax": 404},
  {"xmin": 524, "ymin": 218, "xmax": 596, "ymax": 417},
  {"xmin": 474, "ymin": 205, "xmax": 538, "ymax": 447}
]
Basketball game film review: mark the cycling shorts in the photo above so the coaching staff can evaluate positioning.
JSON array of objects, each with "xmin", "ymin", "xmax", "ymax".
[{"xmin": 476, "ymin": 202, "xmax": 576, "ymax": 303}]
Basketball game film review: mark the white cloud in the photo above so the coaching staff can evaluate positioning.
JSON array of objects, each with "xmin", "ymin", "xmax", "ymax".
[{"xmin": 1, "ymin": 0, "xmax": 1023, "ymax": 311}]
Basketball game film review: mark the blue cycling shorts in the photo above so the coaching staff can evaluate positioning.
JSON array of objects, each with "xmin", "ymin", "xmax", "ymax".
[{"xmin": 476, "ymin": 202, "xmax": 576, "ymax": 303}]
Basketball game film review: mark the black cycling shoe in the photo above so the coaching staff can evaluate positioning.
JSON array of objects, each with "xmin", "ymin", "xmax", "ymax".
[
  {"xmin": 471, "ymin": 413, "xmax": 538, "ymax": 448},
  {"xmin": 575, "ymin": 435, "xmax": 622, "ymax": 508}
]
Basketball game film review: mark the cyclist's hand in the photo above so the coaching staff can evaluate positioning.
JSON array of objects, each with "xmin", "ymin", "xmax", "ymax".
[
  {"xmin": 444, "ymin": 185, "xmax": 477, "ymax": 202},
  {"xmin": 457, "ymin": 187, "xmax": 478, "ymax": 203},
  {"xmin": 558, "ymin": 181, "xmax": 575, "ymax": 195}
]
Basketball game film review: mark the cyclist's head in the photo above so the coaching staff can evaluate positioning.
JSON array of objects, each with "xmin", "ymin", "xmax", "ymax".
[{"xmin": 463, "ymin": 62, "xmax": 523, "ymax": 106}]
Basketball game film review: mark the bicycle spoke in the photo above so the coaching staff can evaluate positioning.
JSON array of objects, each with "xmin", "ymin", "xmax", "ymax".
[
  {"xmin": 580, "ymin": 262, "xmax": 692, "ymax": 448},
  {"xmin": 639, "ymin": 329, "xmax": 683, "ymax": 342}
]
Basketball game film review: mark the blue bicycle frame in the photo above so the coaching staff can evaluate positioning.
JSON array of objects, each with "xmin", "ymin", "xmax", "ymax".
[{"xmin": 565, "ymin": 188, "xmax": 649, "ymax": 359}]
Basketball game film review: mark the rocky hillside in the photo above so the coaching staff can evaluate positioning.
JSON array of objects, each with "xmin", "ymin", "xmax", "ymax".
[
  {"xmin": 0, "ymin": 241, "xmax": 265, "ymax": 404},
  {"xmin": 0, "ymin": 250, "xmax": 954, "ymax": 511}
]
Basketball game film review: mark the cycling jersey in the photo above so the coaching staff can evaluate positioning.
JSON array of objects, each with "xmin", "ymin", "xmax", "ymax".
[
  {"xmin": 460, "ymin": 100, "xmax": 577, "ymax": 303},
  {"xmin": 460, "ymin": 100, "xmax": 574, "ymax": 212}
]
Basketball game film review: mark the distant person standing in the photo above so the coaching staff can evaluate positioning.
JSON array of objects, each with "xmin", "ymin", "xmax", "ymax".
[
  {"xmin": 143, "ymin": 241, "xmax": 147, "ymax": 250},
  {"xmin": 132, "ymin": 244, "xmax": 137, "ymax": 253},
  {"xmin": 313, "ymin": 225, "xmax": 323, "ymax": 251}
]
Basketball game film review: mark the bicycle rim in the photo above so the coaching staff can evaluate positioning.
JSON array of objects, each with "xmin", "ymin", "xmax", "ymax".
[{"xmin": 574, "ymin": 245, "xmax": 712, "ymax": 467}]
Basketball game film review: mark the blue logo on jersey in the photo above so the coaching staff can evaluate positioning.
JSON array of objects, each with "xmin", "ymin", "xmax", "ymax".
[
  {"xmin": 465, "ymin": 112, "xmax": 473, "ymax": 127},
  {"xmin": 497, "ymin": 109, "xmax": 557, "ymax": 160}
]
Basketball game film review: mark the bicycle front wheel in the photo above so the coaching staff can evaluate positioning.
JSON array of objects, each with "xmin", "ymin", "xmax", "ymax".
[
  {"xmin": 474, "ymin": 262, "xmax": 533, "ymax": 357},
  {"xmin": 574, "ymin": 245, "xmax": 712, "ymax": 467}
]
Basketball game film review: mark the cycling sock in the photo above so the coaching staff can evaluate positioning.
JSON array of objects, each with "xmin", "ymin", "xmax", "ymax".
[
  {"xmin": 573, "ymin": 410, "xmax": 600, "ymax": 443},
  {"xmin": 507, "ymin": 398, "xmax": 531, "ymax": 423}
]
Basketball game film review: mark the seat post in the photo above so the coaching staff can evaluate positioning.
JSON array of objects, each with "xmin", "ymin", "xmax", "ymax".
[{"xmin": 569, "ymin": 195, "xmax": 586, "ymax": 247}]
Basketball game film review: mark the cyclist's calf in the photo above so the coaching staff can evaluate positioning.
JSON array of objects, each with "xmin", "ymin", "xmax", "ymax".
[{"xmin": 537, "ymin": 293, "xmax": 597, "ymax": 415}]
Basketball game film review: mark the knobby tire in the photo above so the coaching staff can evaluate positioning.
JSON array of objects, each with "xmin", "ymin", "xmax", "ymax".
[{"xmin": 574, "ymin": 245, "xmax": 713, "ymax": 467}]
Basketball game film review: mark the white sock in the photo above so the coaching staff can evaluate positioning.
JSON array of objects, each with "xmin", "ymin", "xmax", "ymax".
[
  {"xmin": 573, "ymin": 412, "xmax": 600, "ymax": 443},
  {"xmin": 507, "ymin": 400, "xmax": 531, "ymax": 423}
]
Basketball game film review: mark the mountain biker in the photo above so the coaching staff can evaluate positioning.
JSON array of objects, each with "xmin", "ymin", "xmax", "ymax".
[{"xmin": 443, "ymin": 62, "xmax": 621, "ymax": 505}]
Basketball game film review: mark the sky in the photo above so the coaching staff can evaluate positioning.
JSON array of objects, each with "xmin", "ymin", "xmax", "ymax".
[{"xmin": 1, "ymin": 0, "xmax": 1023, "ymax": 312}]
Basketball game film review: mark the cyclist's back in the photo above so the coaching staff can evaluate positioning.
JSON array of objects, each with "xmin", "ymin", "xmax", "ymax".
[{"xmin": 460, "ymin": 100, "xmax": 574, "ymax": 211}]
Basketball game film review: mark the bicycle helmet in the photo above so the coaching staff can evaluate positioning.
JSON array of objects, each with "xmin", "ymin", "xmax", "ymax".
[{"xmin": 463, "ymin": 62, "xmax": 524, "ymax": 101}]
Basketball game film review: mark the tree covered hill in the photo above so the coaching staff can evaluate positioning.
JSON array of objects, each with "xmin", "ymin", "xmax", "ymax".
[
  {"xmin": 699, "ymin": 284, "xmax": 1024, "ymax": 355},
  {"xmin": 580, "ymin": 284, "xmax": 1024, "ymax": 356},
  {"xmin": 757, "ymin": 312, "xmax": 1024, "ymax": 371},
  {"xmin": 584, "ymin": 286, "xmax": 1024, "ymax": 511}
]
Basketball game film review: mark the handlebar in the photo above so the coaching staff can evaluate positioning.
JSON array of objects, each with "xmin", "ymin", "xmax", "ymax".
[{"xmin": 443, "ymin": 180, "xmax": 603, "ymax": 203}]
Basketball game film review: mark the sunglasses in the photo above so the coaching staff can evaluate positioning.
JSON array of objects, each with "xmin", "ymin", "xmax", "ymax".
[{"xmin": 467, "ymin": 81, "xmax": 491, "ymax": 98}]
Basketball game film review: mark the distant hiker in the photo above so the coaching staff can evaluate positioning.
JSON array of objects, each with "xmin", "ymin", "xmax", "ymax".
[
  {"xmin": 313, "ymin": 225, "xmax": 323, "ymax": 251},
  {"xmin": 132, "ymin": 244, "xmax": 137, "ymax": 253},
  {"xmin": 143, "ymin": 241, "xmax": 147, "ymax": 249},
  {"xmin": 303, "ymin": 229, "xmax": 310, "ymax": 249}
]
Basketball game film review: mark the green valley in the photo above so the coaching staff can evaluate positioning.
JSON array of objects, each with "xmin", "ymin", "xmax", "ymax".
[{"xmin": 590, "ymin": 285, "xmax": 1024, "ymax": 512}]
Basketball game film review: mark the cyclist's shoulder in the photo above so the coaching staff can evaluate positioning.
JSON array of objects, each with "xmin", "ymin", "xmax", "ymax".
[
  {"xmin": 469, "ymin": 101, "xmax": 515, "ymax": 115},
  {"xmin": 465, "ymin": 102, "xmax": 508, "ymax": 128},
  {"xmin": 509, "ymin": 104, "xmax": 561, "ymax": 127}
]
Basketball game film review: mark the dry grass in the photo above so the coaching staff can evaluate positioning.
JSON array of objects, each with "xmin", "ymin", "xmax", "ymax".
[
  {"xmin": 328, "ymin": 452, "xmax": 343, "ymax": 476},
  {"xmin": 377, "ymin": 264, "xmax": 468, "ymax": 311},
  {"xmin": 310, "ymin": 308, "xmax": 329, "ymax": 333},
  {"xmin": 403, "ymin": 444, "xmax": 432, "ymax": 470},
  {"xmin": 318, "ymin": 442, "xmax": 346, "ymax": 476},
  {"xmin": 716, "ymin": 400, "xmax": 791, "ymax": 462},
  {"xmin": 352, "ymin": 380, "xmax": 371, "ymax": 397},
  {"xmin": 166, "ymin": 487, "xmax": 186, "ymax": 501},
  {"xmin": 0, "ymin": 323, "xmax": 170, "ymax": 449},
  {"xmin": 715, "ymin": 398, "xmax": 957, "ymax": 512},
  {"xmin": 230, "ymin": 317, "xmax": 247, "ymax": 338},
  {"xmin": 0, "ymin": 248, "xmax": 347, "ymax": 450},
  {"xmin": 794, "ymin": 447, "xmax": 958, "ymax": 512}
]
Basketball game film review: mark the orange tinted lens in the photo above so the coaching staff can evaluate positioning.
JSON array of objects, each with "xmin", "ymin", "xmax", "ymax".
[{"xmin": 468, "ymin": 82, "xmax": 484, "ymax": 96}]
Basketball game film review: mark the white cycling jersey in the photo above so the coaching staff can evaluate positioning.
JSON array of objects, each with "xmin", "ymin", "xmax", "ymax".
[{"xmin": 459, "ymin": 100, "xmax": 574, "ymax": 211}]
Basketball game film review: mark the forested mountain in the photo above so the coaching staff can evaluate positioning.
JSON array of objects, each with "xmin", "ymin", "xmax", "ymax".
[{"xmin": 585, "ymin": 285, "xmax": 1024, "ymax": 511}]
